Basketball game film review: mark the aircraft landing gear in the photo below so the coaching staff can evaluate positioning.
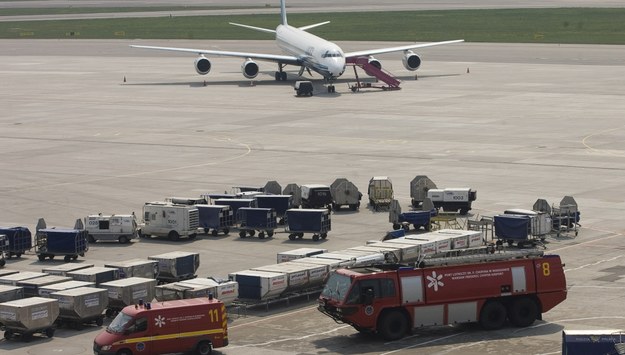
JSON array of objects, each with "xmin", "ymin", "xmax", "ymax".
[
  {"xmin": 327, "ymin": 85, "xmax": 336, "ymax": 93},
  {"xmin": 275, "ymin": 64, "xmax": 287, "ymax": 81}
]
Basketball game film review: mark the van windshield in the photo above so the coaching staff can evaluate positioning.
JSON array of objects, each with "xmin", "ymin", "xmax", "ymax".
[{"xmin": 107, "ymin": 312, "xmax": 133, "ymax": 334}]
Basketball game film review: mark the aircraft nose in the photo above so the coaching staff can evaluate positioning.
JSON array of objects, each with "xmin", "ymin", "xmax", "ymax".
[{"xmin": 331, "ymin": 58, "xmax": 346, "ymax": 78}]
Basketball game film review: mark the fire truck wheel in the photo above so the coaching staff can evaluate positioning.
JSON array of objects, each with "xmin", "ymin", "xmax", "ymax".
[
  {"xmin": 378, "ymin": 310, "xmax": 409, "ymax": 341},
  {"xmin": 479, "ymin": 301, "xmax": 507, "ymax": 330},
  {"xmin": 508, "ymin": 298, "xmax": 538, "ymax": 327},
  {"xmin": 196, "ymin": 340, "xmax": 212, "ymax": 355}
]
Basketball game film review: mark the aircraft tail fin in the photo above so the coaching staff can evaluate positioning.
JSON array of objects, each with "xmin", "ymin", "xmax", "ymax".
[
  {"xmin": 229, "ymin": 22, "xmax": 276, "ymax": 34},
  {"xmin": 280, "ymin": 0, "xmax": 287, "ymax": 25}
]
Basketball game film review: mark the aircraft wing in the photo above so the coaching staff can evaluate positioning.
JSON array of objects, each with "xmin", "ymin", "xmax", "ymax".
[
  {"xmin": 130, "ymin": 45, "xmax": 301, "ymax": 66},
  {"xmin": 343, "ymin": 39, "xmax": 464, "ymax": 58}
]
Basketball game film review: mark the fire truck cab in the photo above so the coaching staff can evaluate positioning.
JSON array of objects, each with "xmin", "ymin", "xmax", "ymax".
[{"xmin": 318, "ymin": 250, "xmax": 567, "ymax": 340}]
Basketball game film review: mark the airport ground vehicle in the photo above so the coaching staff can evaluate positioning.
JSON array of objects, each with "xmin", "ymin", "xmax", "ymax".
[
  {"xmin": 139, "ymin": 202, "xmax": 199, "ymax": 241},
  {"xmin": 285, "ymin": 208, "xmax": 331, "ymax": 241},
  {"xmin": 196, "ymin": 204, "xmax": 233, "ymax": 236},
  {"xmin": 93, "ymin": 297, "xmax": 228, "ymax": 355},
  {"xmin": 330, "ymin": 178, "xmax": 362, "ymax": 211},
  {"xmin": 294, "ymin": 80, "xmax": 314, "ymax": 96},
  {"xmin": 85, "ymin": 214, "xmax": 138, "ymax": 244},
  {"xmin": 0, "ymin": 226, "xmax": 32, "ymax": 258},
  {"xmin": 0, "ymin": 297, "xmax": 59, "ymax": 341},
  {"xmin": 368, "ymin": 177, "xmax": 393, "ymax": 211},
  {"xmin": 35, "ymin": 219, "xmax": 89, "ymax": 262},
  {"xmin": 318, "ymin": 249, "xmax": 567, "ymax": 340},
  {"xmin": 237, "ymin": 207, "xmax": 277, "ymax": 238},
  {"xmin": 255, "ymin": 194, "xmax": 293, "ymax": 224},
  {"xmin": 427, "ymin": 188, "xmax": 477, "ymax": 215},
  {"xmin": 301, "ymin": 184, "xmax": 333, "ymax": 209}
]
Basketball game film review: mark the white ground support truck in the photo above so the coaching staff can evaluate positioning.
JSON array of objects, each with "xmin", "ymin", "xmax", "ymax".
[
  {"xmin": 139, "ymin": 202, "xmax": 199, "ymax": 241},
  {"xmin": 427, "ymin": 188, "xmax": 477, "ymax": 215},
  {"xmin": 84, "ymin": 214, "xmax": 138, "ymax": 244}
]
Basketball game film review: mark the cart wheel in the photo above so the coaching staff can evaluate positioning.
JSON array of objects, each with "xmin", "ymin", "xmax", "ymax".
[
  {"xmin": 259, "ymin": 232, "xmax": 265, "ymax": 239},
  {"xmin": 45, "ymin": 328, "xmax": 55, "ymax": 338},
  {"xmin": 403, "ymin": 224, "xmax": 410, "ymax": 231},
  {"xmin": 96, "ymin": 317, "xmax": 104, "ymax": 326},
  {"xmin": 297, "ymin": 233, "xmax": 304, "ymax": 238},
  {"xmin": 105, "ymin": 309, "xmax": 114, "ymax": 318},
  {"xmin": 223, "ymin": 228, "xmax": 229, "ymax": 235},
  {"xmin": 204, "ymin": 228, "xmax": 209, "ymax": 234},
  {"xmin": 278, "ymin": 218, "xmax": 285, "ymax": 225},
  {"xmin": 0, "ymin": 259, "xmax": 5, "ymax": 267},
  {"xmin": 22, "ymin": 333, "xmax": 32, "ymax": 342},
  {"xmin": 288, "ymin": 234, "xmax": 296, "ymax": 241},
  {"xmin": 188, "ymin": 233, "xmax": 197, "ymax": 240},
  {"xmin": 38, "ymin": 254, "xmax": 46, "ymax": 261},
  {"xmin": 312, "ymin": 234, "xmax": 320, "ymax": 241},
  {"xmin": 239, "ymin": 231, "xmax": 246, "ymax": 238},
  {"xmin": 249, "ymin": 230, "xmax": 256, "ymax": 237},
  {"xmin": 267, "ymin": 230, "xmax": 274, "ymax": 237},
  {"xmin": 64, "ymin": 255, "xmax": 72, "ymax": 262},
  {"xmin": 4, "ymin": 329, "xmax": 13, "ymax": 340},
  {"xmin": 392, "ymin": 223, "xmax": 400, "ymax": 230},
  {"xmin": 321, "ymin": 233, "xmax": 327, "ymax": 239},
  {"xmin": 210, "ymin": 229, "xmax": 217, "ymax": 237},
  {"xmin": 15, "ymin": 252, "xmax": 22, "ymax": 258}
]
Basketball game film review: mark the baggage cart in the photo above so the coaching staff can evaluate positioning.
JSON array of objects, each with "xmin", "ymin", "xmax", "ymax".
[
  {"xmin": 285, "ymin": 208, "xmax": 331, "ymax": 241},
  {"xmin": 67, "ymin": 266, "xmax": 119, "ymax": 286},
  {"xmin": 196, "ymin": 204, "xmax": 234, "ymax": 236},
  {"xmin": 214, "ymin": 198, "xmax": 255, "ymax": 224},
  {"xmin": 0, "ymin": 226, "xmax": 32, "ymax": 258},
  {"xmin": 368, "ymin": 176, "xmax": 393, "ymax": 211},
  {"xmin": 35, "ymin": 219, "xmax": 88, "ymax": 262},
  {"xmin": 262, "ymin": 180, "xmax": 282, "ymax": 195},
  {"xmin": 17, "ymin": 275, "xmax": 72, "ymax": 297},
  {"xmin": 410, "ymin": 175, "xmax": 437, "ymax": 208},
  {"xmin": 255, "ymin": 194, "xmax": 293, "ymax": 224},
  {"xmin": 0, "ymin": 297, "xmax": 59, "ymax": 341},
  {"xmin": 237, "ymin": 207, "xmax": 277, "ymax": 239},
  {"xmin": 38, "ymin": 280, "xmax": 95, "ymax": 297},
  {"xmin": 494, "ymin": 214, "xmax": 543, "ymax": 247},
  {"xmin": 49, "ymin": 287, "xmax": 108, "ymax": 328},
  {"xmin": 229, "ymin": 270, "xmax": 287, "ymax": 301},
  {"xmin": 0, "ymin": 234, "xmax": 7, "ymax": 267},
  {"xmin": 389, "ymin": 198, "xmax": 436, "ymax": 231},
  {"xmin": 177, "ymin": 277, "xmax": 239, "ymax": 305},
  {"xmin": 148, "ymin": 251, "xmax": 199, "ymax": 284},
  {"xmin": 104, "ymin": 259, "xmax": 159, "ymax": 279},
  {"xmin": 99, "ymin": 277, "xmax": 156, "ymax": 317},
  {"xmin": 0, "ymin": 285, "xmax": 24, "ymax": 303}
]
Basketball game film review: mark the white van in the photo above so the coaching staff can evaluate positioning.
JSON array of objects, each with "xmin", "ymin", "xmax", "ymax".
[{"xmin": 85, "ymin": 214, "xmax": 138, "ymax": 244}]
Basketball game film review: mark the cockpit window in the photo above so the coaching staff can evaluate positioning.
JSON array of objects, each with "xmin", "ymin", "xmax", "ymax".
[{"xmin": 322, "ymin": 50, "xmax": 343, "ymax": 58}]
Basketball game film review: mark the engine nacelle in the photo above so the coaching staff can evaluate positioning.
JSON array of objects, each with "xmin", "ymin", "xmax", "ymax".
[
  {"xmin": 365, "ymin": 56, "xmax": 382, "ymax": 76},
  {"xmin": 194, "ymin": 55, "xmax": 211, "ymax": 75},
  {"xmin": 241, "ymin": 59, "xmax": 259, "ymax": 79},
  {"xmin": 402, "ymin": 51, "xmax": 421, "ymax": 71}
]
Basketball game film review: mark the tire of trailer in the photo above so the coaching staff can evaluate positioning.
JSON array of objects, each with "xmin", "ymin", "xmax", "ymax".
[
  {"xmin": 188, "ymin": 233, "xmax": 197, "ymax": 240},
  {"xmin": 267, "ymin": 230, "xmax": 274, "ymax": 237},
  {"xmin": 4, "ymin": 329, "xmax": 13, "ymax": 340},
  {"xmin": 312, "ymin": 234, "xmax": 320, "ymax": 241},
  {"xmin": 288, "ymin": 234, "xmax": 296, "ymax": 241},
  {"xmin": 392, "ymin": 223, "xmax": 400, "ymax": 230},
  {"xmin": 64, "ymin": 255, "xmax": 71, "ymax": 262},
  {"xmin": 168, "ymin": 231, "xmax": 180, "ymax": 241},
  {"xmin": 196, "ymin": 340, "xmax": 212, "ymax": 355},
  {"xmin": 212, "ymin": 229, "xmax": 218, "ymax": 237},
  {"xmin": 321, "ymin": 233, "xmax": 327, "ymax": 239},
  {"xmin": 377, "ymin": 309, "xmax": 409, "ymax": 341},
  {"xmin": 96, "ymin": 317, "xmax": 104, "ymax": 326},
  {"xmin": 508, "ymin": 297, "xmax": 538, "ymax": 327},
  {"xmin": 38, "ymin": 254, "xmax": 46, "ymax": 261},
  {"xmin": 259, "ymin": 232, "xmax": 265, "ymax": 239},
  {"xmin": 239, "ymin": 231, "xmax": 246, "ymax": 238},
  {"xmin": 479, "ymin": 300, "xmax": 507, "ymax": 330},
  {"xmin": 223, "ymin": 228, "xmax": 229, "ymax": 235},
  {"xmin": 249, "ymin": 230, "xmax": 256, "ymax": 237},
  {"xmin": 460, "ymin": 209, "xmax": 469, "ymax": 215}
]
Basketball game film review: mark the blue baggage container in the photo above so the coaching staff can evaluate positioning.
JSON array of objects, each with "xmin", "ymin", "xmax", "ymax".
[
  {"xmin": 214, "ymin": 199, "xmax": 256, "ymax": 222},
  {"xmin": 255, "ymin": 195, "xmax": 293, "ymax": 219},
  {"xmin": 562, "ymin": 330, "xmax": 625, "ymax": 355},
  {"xmin": 237, "ymin": 208, "xmax": 277, "ymax": 239},
  {"xmin": 285, "ymin": 209, "xmax": 331, "ymax": 241},
  {"xmin": 494, "ymin": 214, "xmax": 531, "ymax": 243},
  {"xmin": 36, "ymin": 228, "xmax": 88, "ymax": 262},
  {"xmin": 196, "ymin": 204, "xmax": 233, "ymax": 236},
  {"xmin": 398, "ymin": 210, "xmax": 432, "ymax": 230},
  {"xmin": 0, "ymin": 227, "xmax": 32, "ymax": 258}
]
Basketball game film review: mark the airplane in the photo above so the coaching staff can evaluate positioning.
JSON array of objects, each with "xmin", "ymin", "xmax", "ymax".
[{"xmin": 131, "ymin": 0, "xmax": 464, "ymax": 93}]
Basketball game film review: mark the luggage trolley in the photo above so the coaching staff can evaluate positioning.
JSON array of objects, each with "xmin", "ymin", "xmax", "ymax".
[
  {"xmin": 0, "ymin": 227, "xmax": 32, "ymax": 258},
  {"xmin": 237, "ymin": 207, "xmax": 277, "ymax": 239},
  {"xmin": 285, "ymin": 208, "xmax": 331, "ymax": 241},
  {"xmin": 196, "ymin": 204, "xmax": 234, "ymax": 236}
]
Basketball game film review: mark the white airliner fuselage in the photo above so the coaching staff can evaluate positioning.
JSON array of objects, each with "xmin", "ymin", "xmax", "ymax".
[{"xmin": 131, "ymin": 0, "xmax": 463, "ymax": 92}]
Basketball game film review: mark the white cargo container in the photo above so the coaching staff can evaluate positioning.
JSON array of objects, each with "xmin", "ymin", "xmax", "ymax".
[
  {"xmin": 0, "ymin": 285, "xmax": 24, "ymax": 302},
  {"xmin": 425, "ymin": 229, "xmax": 484, "ymax": 249},
  {"xmin": 347, "ymin": 245, "xmax": 404, "ymax": 263},
  {"xmin": 85, "ymin": 214, "xmax": 138, "ymax": 244},
  {"xmin": 154, "ymin": 282, "xmax": 213, "ymax": 302},
  {"xmin": 290, "ymin": 256, "xmax": 345, "ymax": 271},
  {"xmin": 38, "ymin": 280, "xmax": 95, "ymax": 297},
  {"xmin": 104, "ymin": 259, "xmax": 159, "ymax": 279},
  {"xmin": 0, "ymin": 271, "xmax": 48, "ymax": 286},
  {"xmin": 67, "ymin": 266, "xmax": 119, "ymax": 286},
  {"xmin": 140, "ymin": 202, "xmax": 199, "ymax": 241},
  {"xmin": 17, "ymin": 275, "xmax": 72, "ymax": 297},
  {"xmin": 277, "ymin": 248, "xmax": 328, "ymax": 263},
  {"xmin": 404, "ymin": 234, "xmax": 452, "ymax": 253},
  {"xmin": 49, "ymin": 287, "xmax": 108, "ymax": 326},
  {"xmin": 229, "ymin": 270, "xmax": 287, "ymax": 301},
  {"xmin": 252, "ymin": 262, "xmax": 327, "ymax": 291},
  {"xmin": 42, "ymin": 263, "xmax": 94, "ymax": 277},
  {"xmin": 178, "ymin": 278, "xmax": 238, "ymax": 305}
]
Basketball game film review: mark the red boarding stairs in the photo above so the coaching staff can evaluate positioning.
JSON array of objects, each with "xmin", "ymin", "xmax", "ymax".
[{"xmin": 346, "ymin": 57, "xmax": 401, "ymax": 92}]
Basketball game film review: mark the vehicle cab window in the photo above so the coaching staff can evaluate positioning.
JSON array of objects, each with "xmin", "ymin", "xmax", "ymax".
[
  {"xmin": 345, "ymin": 278, "xmax": 396, "ymax": 305},
  {"xmin": 128, "ymin": 317, "xmax": 147, "ymax": 333}
]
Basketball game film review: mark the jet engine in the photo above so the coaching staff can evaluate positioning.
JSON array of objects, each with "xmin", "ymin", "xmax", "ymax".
[
  {"xmin": 365, "ymin": 56, "xmax": 382, "ymax": 76},
  {"xmin": 241, "ymin": 59, "xmax": 259, "ymax": 79},
  {"xmin": 402, "ymin": 51, "xmax": 421, "ymax": 71},
  {"xmin": 194, "ymin": 55, "xmax": 211, "ymax": 75}
]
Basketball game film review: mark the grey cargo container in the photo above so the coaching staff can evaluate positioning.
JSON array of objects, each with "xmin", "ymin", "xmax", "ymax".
[
  {"xmin": 67, "ymin": 266, "xmax": 119, "ymax": 286},
  {"xmin": 42, "ymin": 263, "xmax": 94, "ymax": 277},
  {"xmin": 148, "ymin": 251, "xmax": 199, "ymax": 283},
  {"xmin": 38, "ymin": 280, "xmax": 95, "ymax": 297},
  {"xmin": 17, "ymin": 275, "xmax": 72, "ymax": 297},
  {"xmin": 49, "ymin": 287, "xmax": 108, "ymax": 326},
  {"xmin": 104, "ymin": 259, "xmax": 159, "ymax": 279},
  {"xmin": 154, "ymin": 282, "xmax": 213, "ymax": 302},
  {"xmin": 0, "ymin": 271, "xmax": 48, "ymax": 286},
  {"xmin": 99, "ymin": 277, "xmax": 157, "ymax": 312},
  {"xmin": 0, "ymin": 297, "xmax": 59, "ymax": 339},
  {"xmin": 0, "ymin": 285, "xmax": 24, "ymax": 303}
]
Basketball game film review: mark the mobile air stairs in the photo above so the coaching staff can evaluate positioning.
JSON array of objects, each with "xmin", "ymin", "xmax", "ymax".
[{"xmin": 346, "ymin": 57, "xmax": 401, "ymax": 92}]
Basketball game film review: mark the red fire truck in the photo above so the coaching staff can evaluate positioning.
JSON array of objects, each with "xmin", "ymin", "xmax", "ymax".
[{"xmin": 318, "ymin": 249, "xmax": 567, "ymax": 340}]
